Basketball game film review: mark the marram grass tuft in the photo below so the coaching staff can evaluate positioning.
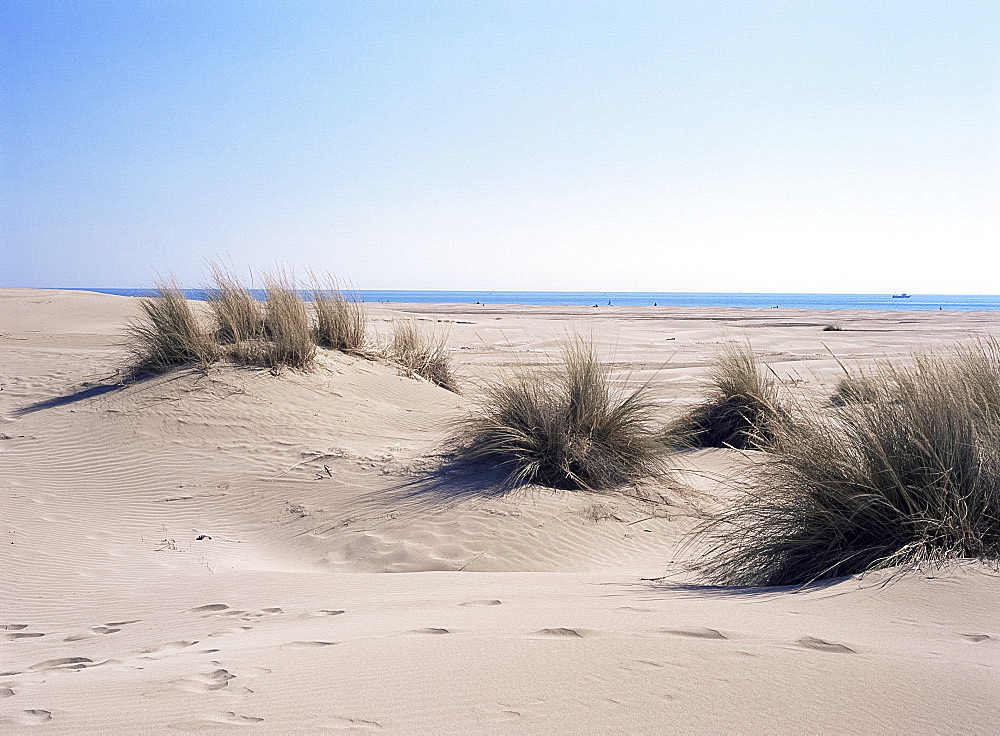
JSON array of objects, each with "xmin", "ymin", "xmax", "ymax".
[
  {"xmin": 454, "ymin": 338, "xmax": 668, "ymax": 492},
  {"xmin": 124, "ymin": 279, "xmax": 218, "ymax": 374},
  {"xmin": 694, "ymin": 339, "xmax": 1000, "ymax": 586}
]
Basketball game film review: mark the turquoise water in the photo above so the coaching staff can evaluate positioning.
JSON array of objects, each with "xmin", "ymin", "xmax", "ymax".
[{"xmin": 70, "ymin": 289, "xmax": 1000, "ymax": 312}]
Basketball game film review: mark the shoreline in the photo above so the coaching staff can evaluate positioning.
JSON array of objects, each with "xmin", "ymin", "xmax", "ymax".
[
  {"xmin": 6, "ymin": 286, "xmax": 1000, "ymax": 317},
  {"xmin": 9, "ymin": 286, "xmax": 1000, "ymax": 313}
]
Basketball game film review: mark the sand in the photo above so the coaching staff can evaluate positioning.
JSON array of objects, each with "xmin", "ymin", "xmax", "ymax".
[{"xmin": 1, "ymin": 288, "xmax": 998, "ymax": 734}]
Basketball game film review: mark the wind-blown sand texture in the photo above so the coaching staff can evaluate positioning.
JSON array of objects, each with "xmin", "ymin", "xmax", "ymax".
[{"xmin": 2, "ymin": 289, "xmax": 998, "ymax": 733}]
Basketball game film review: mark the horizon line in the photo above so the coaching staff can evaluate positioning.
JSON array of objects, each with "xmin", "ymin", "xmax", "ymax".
[{"xmin": 12, "ymin": 286, "xmax": 1000, "ymax": 298}]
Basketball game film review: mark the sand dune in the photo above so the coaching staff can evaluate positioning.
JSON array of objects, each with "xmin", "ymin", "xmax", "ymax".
[{"xmin": 2, "ymin": 289, "xmax": 998, "ymax": 733}]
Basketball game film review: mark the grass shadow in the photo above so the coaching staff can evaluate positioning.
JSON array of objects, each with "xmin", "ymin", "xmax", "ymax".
[
  {"xmin": 377, "ymin": 457, "xmax": 515, "ymax": 515},
  {"xmin": 292, "ymin": 457, "xmax": 515, "ymax": 540},
  {"xmin": 596, "ymin": 577, "xmax": 845, "ymax": 602},
  {"xmin": 11, "ymin": 370, "xmax": 164, "ymax": 417},
  {"xmin": 13, "ymin": 382, "xmax": 123, "ymax": 416}
]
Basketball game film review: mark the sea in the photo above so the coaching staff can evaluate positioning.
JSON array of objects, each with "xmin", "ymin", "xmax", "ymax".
[{"xmin": 71, "ymin": 289, "xmax": 1000, "ymax": 312}]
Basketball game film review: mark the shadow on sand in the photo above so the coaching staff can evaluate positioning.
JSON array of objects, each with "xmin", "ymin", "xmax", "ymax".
[
  {"xmin": 289, "ymin": 458, "xmax": 519, "ymax": 541},
  {"xmin": 11, "ymin": 368, "xmax": 171, "ymax": 417},
  {"xmin": 376, "ymin": 459, "xmax": 515, "ymax": 515},
  {"xmin": 595, "ymin": 576, "xmax": 846, "ymax": 601},
  {"xmin": 13, "ymin": 383, "xmax": 123, "ymax": 417}
]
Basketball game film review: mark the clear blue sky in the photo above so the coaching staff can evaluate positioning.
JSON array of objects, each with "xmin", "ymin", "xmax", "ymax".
[{"xmin": 2, "ymin": 1, "xmax": 998, "ymax": 292}]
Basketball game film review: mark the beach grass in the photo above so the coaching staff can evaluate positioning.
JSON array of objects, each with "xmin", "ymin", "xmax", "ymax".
[
  {"xmin": 205, "ymin": 261, "xmax": 263, "ymax": 346},
  {"xmin": 665, "ymin": 341, "xmax": 784, "ymax": 450},
  {"xmin": 124, "ymin": 278, "xmax": 218, "ymax": 374},
  {"xmin": 310, "ymin": 272, "xmax": 368, "ymax": 355},
  {"xmin": 694, "ymin": 340, "xmax": 1000, "ymax": 586},
  {"xmin": 261, "ymin": 270, "xmax": 316, "ymax": 372},
  {"xmin": 830, "ymin": 374, "xmax": 880, "ymax": 406},
  {"xmin": 454, "ymin": 337, "xmax": 667, "ymax": 491},
  {"xmin": 389, "ymin": 321, "xmax": 458, "ymax": 391}
]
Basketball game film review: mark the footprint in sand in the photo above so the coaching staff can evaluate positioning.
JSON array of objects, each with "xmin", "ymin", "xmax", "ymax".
[
  {"xmin": 262, "ymin": 607, "xmax": 283, "ymax": 614},
  {"xmin": 65, "ymin": 631, "xmax": 103, "ymax": 642},
  {"xmin": 189, "ymin": 604, "xmax": 230, "ymax": 613},
  {"xmin": 140, "ymin": 640, "xmax": 198, "ymax": 657},
  {"xmin": 279, "ymin": 641, "xmax": 339, "ymax": 650},
  {"xmin": 222, "ymin": 712, "xmax": 265, "ymax": 724},
  {"xmin": 796, "ymin": 636, "xmax": 856, "ymax": 654},
  {"xmin": 409, "ymin": 628, "xmax": 450, "ymax": 635},
  {"xmin": 530, "ymin": 628, "xmax": 588, "ymax": 638},
  {"xmin": 19, "ymin": 709, "xmax": 52, "ymax": 725},
  {"xmin": 319, "ymin": 715, "xmax": 382, "ymax": 731},
  {"xmin": 660, "ymin": 627, "xmax": 728, "ymax": 640},
  {"xmin": 0, "ymin": 686, "xmax": 15, "ymax": 698},
  {"xmin": 961, "ymin": 633, "xmax": 991, "ymax": 643},
  {"xmin": 28, "ymin": 657, "xmax": 93, "ymax": 672},
  {"xmin": 207, "ymin": 625, "xmax": 253, "ymax": 638},
  {"xmin": 459, "ymin": 599, "xmax": 501, "ymax": 607},
  {"xmin": 4, "ymin": 632, "xmax": 44, "ymax": 640},
  {"xmin": 174, "ymin": 668, "xmax": 235, "ymax": 693},
  {"xmin": 0, "ymin": 624, "xmax": 28, "ymax": 631},
  {"xmin": 303, "ymin": 610, "xmax": 346, "ymax": 618},
  {"xmin": 65, "ymin": 620, "xmax": 139, "ymax": 641}
]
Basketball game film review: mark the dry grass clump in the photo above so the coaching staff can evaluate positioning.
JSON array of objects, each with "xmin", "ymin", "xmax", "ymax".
[
  {"xmin": 124, "ymin": 280, "xmax": 218, "ymax": 374},
  {"xmin": 953, "ymin": 337, "xmax": 1000, "ymax": 416},
  {"xmin": 830, "ymin": 374, "xmax": 880, "ymax": 406},
  {"xmin": 126, "ymin": 265, "xmax": 324, "ymax": 375},
  {"xmin": 389, "ymin": 321, "xmax": 458, "ymax": 391},
  {"xmin": 695, "ymin": 340, "xmax": 1000, "ymax": 587},
  {"xmin": 205, "ymin": 261, "xmax": 263, "ymax": 345},
  {"xmin": 665, "ymin": 341, "xmax": 784, "ymax": 450},
  {"xmin": 310, "ymin": 272, "xmax": 367, "ymax": 355},
  {"xmin": 453, "ymin": 338, "xmax": 668, "ymax": 492},
  {"xmin": 261, "ymin": 271, "xmax": 315, "ymax": 371}
]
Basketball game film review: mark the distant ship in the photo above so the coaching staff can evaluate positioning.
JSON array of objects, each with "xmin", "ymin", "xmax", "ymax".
[{"xmin": 891, "ymin": 293, "xmax": 912, "ymax": 298}]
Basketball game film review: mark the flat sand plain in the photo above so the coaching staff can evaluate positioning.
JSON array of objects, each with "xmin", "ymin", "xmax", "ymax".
[{"xmin": 2, "ymin": 288, "xmax": 998, "ymax": 733}]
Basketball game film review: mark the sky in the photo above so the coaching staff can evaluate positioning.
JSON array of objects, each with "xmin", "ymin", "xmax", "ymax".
[{"xmin": 2, "ymin": 1, "xmax": 998, "ymax": 293}]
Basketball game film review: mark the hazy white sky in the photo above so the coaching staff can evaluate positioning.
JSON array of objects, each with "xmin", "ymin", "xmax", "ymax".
[{"xmin": 3, "ymin": 1, "xmax": 998, "ymax": 292}]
